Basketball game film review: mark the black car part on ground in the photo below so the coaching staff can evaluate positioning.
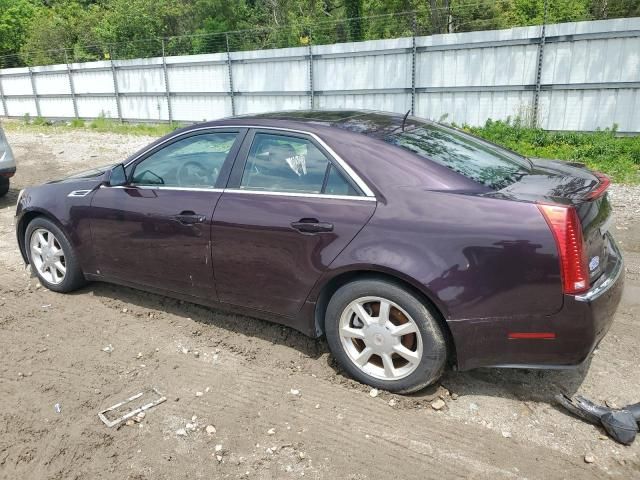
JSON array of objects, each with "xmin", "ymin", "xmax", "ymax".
[{"xmin": 556, "ymin": 394, "xmax": 640, "ymax": 445}]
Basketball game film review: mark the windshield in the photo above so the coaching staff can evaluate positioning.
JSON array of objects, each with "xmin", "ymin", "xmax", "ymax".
[{"xmin": 384, "ymin": 123, "xmax": 531, "ymax": 190}]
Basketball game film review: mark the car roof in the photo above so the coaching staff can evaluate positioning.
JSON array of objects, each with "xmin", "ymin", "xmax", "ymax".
[{"xmin": 223, "ymin": 109, "xmax": 430, "ymax": 139}]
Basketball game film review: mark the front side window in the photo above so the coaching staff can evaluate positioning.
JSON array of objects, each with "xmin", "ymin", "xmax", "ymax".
[
  {"xmin": 384, "ymin": 124, "xmax": 531, "ymax": 190},
  {"xmin": 239, "ymin": 132, "xmax": 358, "ymax": 195},
  {"xmin": 132, "ymin": 132, "xmax": 237, "ymax": 188}
]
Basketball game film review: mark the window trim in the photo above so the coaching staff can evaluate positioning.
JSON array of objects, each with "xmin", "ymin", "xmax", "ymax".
[
  {"xmin": 123, "ymin": 125, "xmax": 375, "ymax": 198},
  {"xmin": 228, "ymin": 128, "xmax": 365, "ymax": 198}
]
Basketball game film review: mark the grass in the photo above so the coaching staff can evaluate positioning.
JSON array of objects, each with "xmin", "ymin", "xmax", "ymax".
[
  {"xmin": 465, "ymin": 119, "xmax": 640, "ymax": 184},
  {"xmin": 3, "ymin": 114, "xmax": 180, "ymax": 137},
  {"xmin": 3, "ymin": 115, "xmax": 639, "ymax": 183}
]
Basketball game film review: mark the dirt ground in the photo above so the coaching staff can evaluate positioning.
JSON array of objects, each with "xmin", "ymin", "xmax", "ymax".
[{"xmin": 0, "ymin": 126, "xmax": 639, "ymax": 480}]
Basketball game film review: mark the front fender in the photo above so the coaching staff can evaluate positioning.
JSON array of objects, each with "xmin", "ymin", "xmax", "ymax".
[{"xmin": 15, "ymin": 181, "xmax": 100, "ymax": 269}]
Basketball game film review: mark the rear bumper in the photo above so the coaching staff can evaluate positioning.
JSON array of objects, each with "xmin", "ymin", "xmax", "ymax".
[
  {"xmin": 0, "ymin": 166, "xmax": 16, "ymax": 178},
  {"xmin": 450, "ymin": 233, "xmax": 624, "ymax": 370}
]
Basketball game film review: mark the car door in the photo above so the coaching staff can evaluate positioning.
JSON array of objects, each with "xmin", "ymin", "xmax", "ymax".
[
  {"xmin": 89, "ymin": 128, "xmax": 245, "ymax": 299},
  {"xmin": 211, "ymin": 129, "xmax": 377, "ymax": 317}
]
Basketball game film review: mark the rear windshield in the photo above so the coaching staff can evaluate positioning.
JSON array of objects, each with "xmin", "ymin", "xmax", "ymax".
[{"xmin": 384, "ymin": 124, "xmax": 531, "ymax": 190}]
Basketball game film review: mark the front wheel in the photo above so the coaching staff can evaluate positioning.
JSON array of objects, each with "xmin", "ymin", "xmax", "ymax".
[
  {"xmin": 25, "ymin": 217, "xmax": 86, "ymax": 292},
  {"xmin": 325, "ymin": 279, "xmax": 448, "ymax": 393}
]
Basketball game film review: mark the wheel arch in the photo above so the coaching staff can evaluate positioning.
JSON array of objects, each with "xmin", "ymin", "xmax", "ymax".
[
  {"xmin": 312, "ymin": 268, "xmax": 457, "ymax": 366},
  {"xmin": 17, "ymin": 209, "xmax": 71, "ymax": 264}
]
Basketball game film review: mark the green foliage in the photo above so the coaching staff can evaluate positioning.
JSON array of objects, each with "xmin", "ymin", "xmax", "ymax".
[
  {"xmin": 32, "ymin": 116, "xmax": 52, "ymax": 126},
  {"xmin": 4, "ymin": 117, "xmax": 180, "ymax": 137},
  {"xmin": 0, "ymin": 0, "xmax": 37, "ymax": 67},
  {"xmin": 2, "ymin": 0, "xmax": 639, "ymax": 66},
  {"xmin": 466, "ymin": 119, "xmax": 640, "ymax": 184}
]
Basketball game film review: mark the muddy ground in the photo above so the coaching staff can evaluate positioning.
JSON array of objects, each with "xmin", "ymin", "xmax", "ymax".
[{"xmin": 0, "ymin": 125, "xmax": 639, "ymax": 479}]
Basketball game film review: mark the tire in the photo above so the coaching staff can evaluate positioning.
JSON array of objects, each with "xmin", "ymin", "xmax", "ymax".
[
  {"xmin": 25, "ymin": 216, "xmax": 86, "ymax": 293},
  {"xmin": 325, "ymin": 279, "xmax": 447, "ymax": 393},
  {"xmin": 0, "ymin": 177, "xmax": 9, "ymax": 197}
]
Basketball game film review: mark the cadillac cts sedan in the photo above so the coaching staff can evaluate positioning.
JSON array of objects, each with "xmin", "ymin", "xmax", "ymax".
[{"xmin": 15, "ymin": 110, "xmax": 624, "ymax": 393}]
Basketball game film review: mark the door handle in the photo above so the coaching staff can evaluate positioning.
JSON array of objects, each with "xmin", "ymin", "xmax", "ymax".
[
  {"xmin": 291, "ymin": 218, "xmax": 334, "ymax": 234},
  {"xmin": 173, "ymin": 211, "xmax": 206, "ymax": 225}
]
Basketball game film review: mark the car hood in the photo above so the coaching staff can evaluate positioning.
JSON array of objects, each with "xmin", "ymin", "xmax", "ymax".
[{"xmin": 47, "ymin": 163, "xmax": 115, "ymax": 184}]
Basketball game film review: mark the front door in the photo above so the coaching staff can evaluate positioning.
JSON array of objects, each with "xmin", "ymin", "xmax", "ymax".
[
  {"xmin": 212, "ymin": 130, "xmax": 376, "ymax": 317},
  {"xmin": 89, "ymin": 129, "xmax": 244, "ymax": 299}
]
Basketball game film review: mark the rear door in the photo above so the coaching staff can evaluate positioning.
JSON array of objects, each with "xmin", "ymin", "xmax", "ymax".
[
  {"xmin": 211, "ymin": 129, "xmax": 376, "ymax": 317},
  {"xmin": 89, "ymin": 129, "xmax": 245, "ymax": 299}
]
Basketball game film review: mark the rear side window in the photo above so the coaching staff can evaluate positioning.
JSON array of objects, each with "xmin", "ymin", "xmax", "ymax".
[
  {"xmin": 240, "ymin": 132, "xmax": 358, "ymax": 196},
  {"xmin": 385, "ymin": 124, "xmax": 531, "ymax": 190}
]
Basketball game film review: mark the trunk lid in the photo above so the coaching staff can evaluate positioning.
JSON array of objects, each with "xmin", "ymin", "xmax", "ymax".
[{"xmin": 496, "ymin": 158, "xmax": 612, "ymax": 285}]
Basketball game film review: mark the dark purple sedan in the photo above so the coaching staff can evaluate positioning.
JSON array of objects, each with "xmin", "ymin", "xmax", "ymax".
[{"xmin": 15, "ymin": 110, "xmax": 623, "ymax": 393}]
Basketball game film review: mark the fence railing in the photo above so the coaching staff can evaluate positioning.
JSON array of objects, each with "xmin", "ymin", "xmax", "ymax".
[{"xmin": 0, "ymin": 17, "xmax": 639, "ymax": 132}]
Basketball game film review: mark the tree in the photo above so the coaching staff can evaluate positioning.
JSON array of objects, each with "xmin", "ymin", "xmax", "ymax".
[
  {"xmin": 0, "ymin": 0, "xmax": 37, "ymax": 67},
  {"xmin": 20, "ymin": 1, "xmax": 104, "ymax": 65}
]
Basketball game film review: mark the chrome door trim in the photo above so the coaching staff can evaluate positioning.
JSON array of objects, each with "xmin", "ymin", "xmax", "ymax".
[
  {"xmin": 224, "ymin": 188, "xmax": 376, "ymax": 202},
  {"xmin": 99, "ymin": 185, "xmax": 225, "ymax": 193}
]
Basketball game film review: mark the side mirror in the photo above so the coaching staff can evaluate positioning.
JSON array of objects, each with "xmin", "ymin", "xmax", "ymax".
[{"xmin": 107, "ymin": 163, "xmax": 127, "ymax": 187}]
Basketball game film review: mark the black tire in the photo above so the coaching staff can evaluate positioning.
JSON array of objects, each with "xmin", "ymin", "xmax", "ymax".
[
  {"xmin": 325, "ymin": 279, "xmax": 447, "ymax": 394},
  {"xmin": 25, "ymin": 216, "xmax": 86, "ymax": 293},
  {"xmin": 0, "ymin": 177, "xmax": 9, "ymax": 197}
]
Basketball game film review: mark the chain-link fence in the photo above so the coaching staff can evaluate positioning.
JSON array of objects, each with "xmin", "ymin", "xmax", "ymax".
[{"xmin": 1, "ymin": 1, "xmax": 638, "ymax": 69}]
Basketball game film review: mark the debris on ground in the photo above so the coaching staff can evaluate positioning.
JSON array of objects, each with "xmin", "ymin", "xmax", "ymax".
[
  {"xmin": 431, "ymin": 399, "xmax": 446, "ymax": 411},
  {"xmin": 556, "ymin": 394, "xmax": 640, "ymax": 445},
  {"xmin": 369, "ymin": 388, "xmax": 379, "ymax": 398},
  {"xmin": 584, "ymin": 454, "xmax": 596, "ymax": 464},
  {"xmin": 98, "ymin": 388, "xmax": 167, "ymax": 428}
]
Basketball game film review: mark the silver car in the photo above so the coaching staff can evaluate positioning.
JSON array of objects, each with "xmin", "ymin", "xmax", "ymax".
[{"xmin": 0, "ymin": 124, "xmax": 16, "ymax": 197}]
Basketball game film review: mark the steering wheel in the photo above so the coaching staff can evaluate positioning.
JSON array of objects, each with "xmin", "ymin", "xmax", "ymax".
[{"xmin": 177, "ymin": 161, "xmax": 213, "ymax": 187}]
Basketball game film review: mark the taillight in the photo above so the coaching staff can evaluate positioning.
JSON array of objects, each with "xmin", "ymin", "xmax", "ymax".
[
  {"xmin": 586, "ymin": 172, "xmax": 610, "ymax": 200},
  {"xmin": 537, "ymin": 204, "xmax": 589, "ymax": 294}
]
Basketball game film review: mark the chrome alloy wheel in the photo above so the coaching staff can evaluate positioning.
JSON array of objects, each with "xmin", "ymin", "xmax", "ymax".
[
  {"xmin": 30, "ymin": 228, "xmax": 66, "ymax": 285},
  {"xmin": 338, "ymin": 296, "xmax": 423, "ymax": 381}
]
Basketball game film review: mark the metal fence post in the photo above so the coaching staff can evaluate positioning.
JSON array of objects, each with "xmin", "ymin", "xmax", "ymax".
[
  {"xmin": 0, "ymin": 73, "xmax": 7, "ymax": 117},
  {"xmin": 161, "ymin": 39, "xmax": 173, "ymax": 124},
  {"xmin": 532, "ymin": 0, "xmax": 548, "ymax": 128},
  {"xmin": 410, "ymin": 13, "xmax": 417, "ymax": 115},
  {"xmin": 64, "ymin": 51, "xmax": 79, "ymax": 119},
  {"xmin": 28, "ymin": 66, "xmax": 41, "ymax": 118},
  {"xmin": 109, "ymin": 47, "xmax": 123, "ymax": 122},
  {"xmin": 225, "ymin": 33, "xmax": 236, "ymax": 116},
  {"xmin": 308, "ymin": 43, "xmax": 314, "ymax": 110}
]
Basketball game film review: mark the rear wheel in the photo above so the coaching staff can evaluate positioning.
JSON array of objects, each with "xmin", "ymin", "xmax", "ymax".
[
  {"xmin": 325, "ymin": 279, "xmax": 448, "ymax": 393},
  {"xmin": 0, "ymin": 177, "xmax": 9, "ymax": 197},
  {"xmin": 25, "ymin": 217, "xmax": 86, "ymax": 292}
]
